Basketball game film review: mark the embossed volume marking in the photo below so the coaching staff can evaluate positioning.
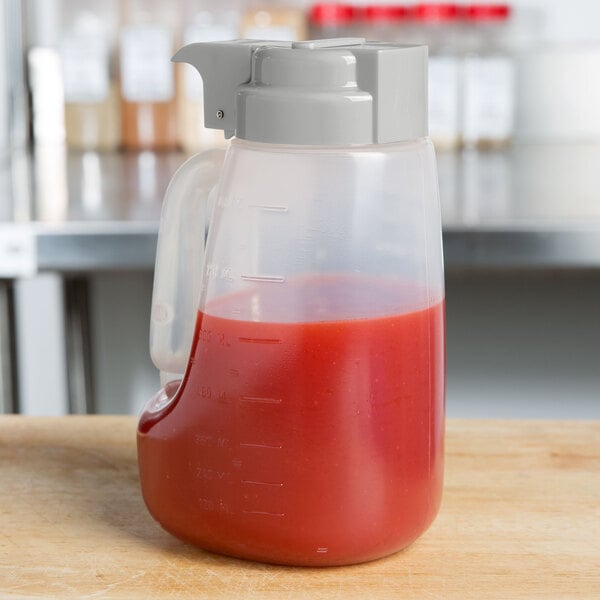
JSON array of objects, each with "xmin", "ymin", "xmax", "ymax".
[
  {"xmin": 316, "ymin": 547, "xmax": 329, "ymax": 554},
  {"xmin": 241, "ymin": 480, "xmax": 284, "ymax": 487},
  {"xmin": 248, "ymin": 204, "xmax": 289, "ymax": 212},
  {"xmin": 242, "ymin": 510, "xmax": 286, "ymax": 517},
  {"xmin": 241, "ymin": 396, "xmax": 282, "ymax": 404},
  {"xmin": 239, "ymin": 442, "xmax": 282, "ymax": 449},
  {"xmin": 238, "ymin": 337, "xmax": 282, "ymax": 344},
  {"xmin": 240, "ymin": 275, "xmax": 285, "ymax": 283}
]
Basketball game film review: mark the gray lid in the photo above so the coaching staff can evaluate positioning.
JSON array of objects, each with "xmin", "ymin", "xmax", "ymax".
[{"xmin": 173, "ymin": 38, "xmax": 428, "ymax": 146}]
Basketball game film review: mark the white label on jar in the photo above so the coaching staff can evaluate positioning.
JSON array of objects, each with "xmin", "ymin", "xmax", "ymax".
[
  {"xmin": 60, "ymin": 33, "xmax": 110, "ymax": 103},
  {"xmin": 120, "ymin": 25, "xmax": 173, "ymax": 103},
  {"xmin": 183, "ymin": 24, "xmax": 238, "ymax": 101},
  {"xmin": 28, "ymin": 48, "xmax": 66, "ymax": 143},
  {"xmin": 428, "ymin": 56, "xmax": 460, "ymax": 145},
  {"xmin": 462, "ymin": 55, "xmax": 515, "ymax": 143},
  {"xmin": 243, "ymin": 25, "xmax": 296, "ymax": 41}
]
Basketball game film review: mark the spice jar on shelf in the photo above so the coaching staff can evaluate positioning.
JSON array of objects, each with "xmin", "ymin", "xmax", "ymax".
[
  {"xmin": 461, "ymin": 4, "xmax": 515, "ymax": 149},
  {"xmin": 361, "ymin": 5, "xmax": 411, "ymax": 43},
  {"xmin": 177, "ymin": 0, "xmax": 239, "ymax": 153},
  {"xmin": 1, "ymin": 0, "xmax": 28, "ymax": 157},
  {"xmin": 308, "ymin": 3, "xmax": 359, "ymax": 39},
  {"xmin": 119, "ymin": 0, "xmax": 179, "ymax": 150},
  {"xmin": 413, "ymin": 3, "xmax": 462, "ymax": 151},
  {"xmin": 27, "ymin": 0, "xmax": 65, "ymax": 146},
  {"xmin": 241, "ymin": 4, "xmax": 306, "ymax": 41},
  {"xmin": 60, "ymin": 0, "xmax": 120, "ymax": 151}
]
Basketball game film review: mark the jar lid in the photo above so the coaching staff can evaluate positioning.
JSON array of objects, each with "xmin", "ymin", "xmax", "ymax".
[
  {"xmin": 364, "ymin": 5, "xmax": 409, "ymax": 23},
  {"xmin": 173, "ymin": 38, "xmax": 428, "ymax": 146},
  {"xmin": 466, "ymin": 4, "xmax": 511, "ymax": 21},
  {"xmin": 309, "ymin": 4, "xmax": 358, "ymax": 26},
  {"xmin": 413, "ymin": 3, "xmax": 460, "ymax": 22}
]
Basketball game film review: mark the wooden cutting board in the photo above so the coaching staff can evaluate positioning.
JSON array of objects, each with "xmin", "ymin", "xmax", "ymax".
[{"xmin": 0, "ymin": 417, "xmax": 598, "ymax": 599}]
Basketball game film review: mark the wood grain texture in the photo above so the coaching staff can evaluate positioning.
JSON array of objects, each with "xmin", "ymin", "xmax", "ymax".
[{"xmin": 0, "ymin": 417, "xmax": 598, "ymax": 599}]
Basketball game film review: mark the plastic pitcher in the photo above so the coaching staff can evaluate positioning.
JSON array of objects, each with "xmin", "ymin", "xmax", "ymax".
[{"xmin": 138, "ymin": 38, "xmax": 445, "ymax": 566}]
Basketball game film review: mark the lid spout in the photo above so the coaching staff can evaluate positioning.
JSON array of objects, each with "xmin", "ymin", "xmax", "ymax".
[{"xmin": 172, "ymin": 42, "xmax": 258, "ymax": 137}]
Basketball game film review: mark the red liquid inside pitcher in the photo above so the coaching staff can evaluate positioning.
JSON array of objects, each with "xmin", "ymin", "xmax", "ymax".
[{"xmin": 138, "ymin": 275, "xmax": 445, "ymax": 566}]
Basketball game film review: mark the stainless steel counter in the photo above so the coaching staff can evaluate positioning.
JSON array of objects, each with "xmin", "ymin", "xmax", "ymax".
[{"xmin": 2, "ymin": 143, "xmax": 600, "ymax": 274}]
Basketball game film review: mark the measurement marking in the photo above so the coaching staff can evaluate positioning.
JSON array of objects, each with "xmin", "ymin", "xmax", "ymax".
[
  {"xmin": 241, "ymin": 396, "xmax": 282, "ymax": 404},
  {"xmin": 316, "ymin": 547, "xmax": 329, "ymax": 554},
  {"xmin": 238, "ymin": 337, "xmax": 282, "ymax": 345},
  {"xmin": 249, "ymin": 204, "xmax": 289, "ymax": 212},
  {"xmin": 239, "ymin": 442, "xmax": 282, "ymax": 449},
  {"xmin": 240, "ymin": 275, "xmax": 285, "ymax": 283},
  {"xmin": 241, "ymin": 480, "xmax": 284, "ymax": 487},
  {"xmin": 242, "ymin": 510, "xmax": 285, "ymax": 517}
]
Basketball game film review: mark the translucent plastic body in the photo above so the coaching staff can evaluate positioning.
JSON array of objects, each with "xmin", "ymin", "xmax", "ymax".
[{"xmin": 140, "ymin": 137, "xmax": 445, "ymax": 566}]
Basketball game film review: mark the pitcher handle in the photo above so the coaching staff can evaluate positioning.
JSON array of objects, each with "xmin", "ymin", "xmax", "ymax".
[{"xmin": 150, "ymin": 148, "xmax": 225, "ymax": 385}]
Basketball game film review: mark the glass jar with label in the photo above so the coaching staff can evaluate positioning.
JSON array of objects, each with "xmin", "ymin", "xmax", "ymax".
[
  {"xmin": 461, "ymin": 4, "xmax": 514, "ymax": 149},
  {"xmin": 60, "ymin": 0, "xmax": 120, "ymax": 151},
  {"xmin": 177, "ymin": 0, "xmax": 239, "ymax": 153},
  {"xmin": 362, "ymin": 5, "xmax": 411, "ymax": 43},
  {"xmin": 241, "ymin": 4, "xmax": 307, "ymax": 42},
  {"xmin": 1, "ymin": 0, "xmax": 28, "ymax": 158},
  {"xmin": 0, "ymin": 1, "xmax": 7, "ymax": 157},
  {"xmin": 308, "ymin": 4, "xmax": 359, "ymax": 39},
  {"xmin": 27, "ymin": 0, "xmax": 66, "ymax": 146},
  {"xmin": 119, "ymin": 0, "xmax": 179, "ymax": 150},
  {"xmin": 413, "ymin": 3, "xmax": 462, "ymax": 150}
]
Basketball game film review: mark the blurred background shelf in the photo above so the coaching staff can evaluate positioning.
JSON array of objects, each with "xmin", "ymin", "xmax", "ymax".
[{"xmin": 2, "ymin": 143, "xmax": 600, "ymax": 273}]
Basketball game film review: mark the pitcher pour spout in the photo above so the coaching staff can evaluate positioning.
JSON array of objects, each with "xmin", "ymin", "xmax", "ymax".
[{"xmin": 172, "ymin": 41, "xmax": 287, "ymax": 139}]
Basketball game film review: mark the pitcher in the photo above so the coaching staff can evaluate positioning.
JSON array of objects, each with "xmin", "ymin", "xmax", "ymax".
[{"xmin": 138, "ymin": 38, "xmax": 445, "ymax": 566}]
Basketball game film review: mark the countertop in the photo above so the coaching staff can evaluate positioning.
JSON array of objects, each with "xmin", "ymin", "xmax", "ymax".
[
  {"xmin": 2, "ymin": 143, "xmax": 600, "ymax": 274},
  {"xmin": 1, "ymin": 417, "xmax": 598, "ymax": 599}
]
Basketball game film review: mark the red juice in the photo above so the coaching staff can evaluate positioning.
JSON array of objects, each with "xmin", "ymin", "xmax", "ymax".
[{"xmin": 138, "ymin": 276, "xmax": 445, "ymax": 566}]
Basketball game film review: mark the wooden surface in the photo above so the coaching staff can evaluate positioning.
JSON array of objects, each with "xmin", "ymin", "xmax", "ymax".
[{"xmin": 0, "ymin": 417, "xmax": 599, "ymax": 599}]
